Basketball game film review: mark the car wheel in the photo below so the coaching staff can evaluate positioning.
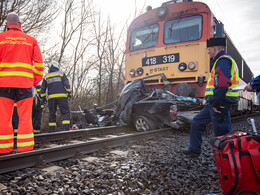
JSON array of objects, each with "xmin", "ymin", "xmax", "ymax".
[{"xmin": 134, "ymin": 115, "xmax": 157, "ymax": 131}]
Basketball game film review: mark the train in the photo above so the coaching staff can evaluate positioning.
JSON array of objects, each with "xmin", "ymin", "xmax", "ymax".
[{"xmin": 121, "ymin": 0, "xmax": 259, "ymax": 130}]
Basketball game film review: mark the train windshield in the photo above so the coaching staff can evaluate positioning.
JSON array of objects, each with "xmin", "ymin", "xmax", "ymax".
[
  {"xmin": 164, "ymin": 15, "xmax": 202, "ymax": 44},
  {"xmin": 130, "ymin": 23, "xmax": 159, "ymax": 51}
]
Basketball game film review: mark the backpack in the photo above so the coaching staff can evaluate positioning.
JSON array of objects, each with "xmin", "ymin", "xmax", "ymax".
[{"xmin": 210, "ymin": 131, "xmax": 260, "ymax": 194}]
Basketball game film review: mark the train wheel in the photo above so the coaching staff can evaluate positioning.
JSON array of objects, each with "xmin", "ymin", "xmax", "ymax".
[{"xmin": 134, "ymin": 115, "xmax": 157, "ymax": 131}]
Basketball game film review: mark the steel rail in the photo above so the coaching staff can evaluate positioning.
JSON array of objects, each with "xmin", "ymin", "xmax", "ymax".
[
  {"xmin": 14, "ymin": 125, "xmax": 133, "ymax": 144},
  {"xmin": 0, "ymin": 128, "xmax": 172, "ymax": 174},
  {"xmin": 231, "ymin": 112, "xmax": 260, "ymax": 121}
]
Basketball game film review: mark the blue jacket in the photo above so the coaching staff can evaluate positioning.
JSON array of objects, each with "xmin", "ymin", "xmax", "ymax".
[
  {"xmin": 40, "ymin": 66, "xmax": 71, "ymax": 99},
  {"xmin": 250, "ymin": 75, "xmax": 260, "ymax": 93}
]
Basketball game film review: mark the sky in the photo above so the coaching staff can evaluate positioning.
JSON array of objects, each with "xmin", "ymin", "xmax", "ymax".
[{"xmin": 96, "ymin": 0, "xmax": 260, "ymax": 77}]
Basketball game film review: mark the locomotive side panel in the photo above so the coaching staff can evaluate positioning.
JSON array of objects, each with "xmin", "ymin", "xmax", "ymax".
[{"xmin": 226, "ymin": 35, "xmax": 253, "ymax": 83}]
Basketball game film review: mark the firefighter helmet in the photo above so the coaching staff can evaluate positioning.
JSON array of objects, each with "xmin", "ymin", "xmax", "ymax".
[{"xmin": 51, "ymin": 60, "xmax": 60, "ymax": 69}]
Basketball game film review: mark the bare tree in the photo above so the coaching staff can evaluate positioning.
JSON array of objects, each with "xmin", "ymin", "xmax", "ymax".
[
  {"xmin": 0, "ymin": 0, "xmax": 58, "ymax": 39},
  {"xmin": 0, "ymin": 1, "xmax": 24, "ymax": 29},
  {"xmin": 38, "ymin": 0, "xmax": 145, "ymax": 109},
  {"xmin": 91, "ymin": 11, "xmax": 109, "ymax": 106},
  {"xmin": 44, "ymin": 0, "xmax": 97, "ymax": 100},
  {"xmin": 65, "ymin": 0, "xmax": 95, "ymax": 98},
  {"xmin": 104, "ymin": 19, "xmax": 126, "ymax": 104},
  {"xmin": 58, "ymin": 0, "xmax": 79, "ymax": 64}
]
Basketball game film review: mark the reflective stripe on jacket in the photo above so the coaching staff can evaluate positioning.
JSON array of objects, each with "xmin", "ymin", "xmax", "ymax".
[
  {"xmin": 33, "ymin": 85, "xmax": 43, "ymax": 109},
  {"xmin": 40, "ymin": 68, "xmax": 71, "ymax": 99},
  {"xmin": 205, "ymin": 55, "xmax": 239, "ymax": 103},
  {"xmin": 0, "ymin": 25, "xmax": 44, "ymax": 88}
]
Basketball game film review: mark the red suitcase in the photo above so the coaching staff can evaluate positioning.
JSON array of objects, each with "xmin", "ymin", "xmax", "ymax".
[{"xmin": 210, "ymin": 131, "xmax": 260, "ymax": 194}]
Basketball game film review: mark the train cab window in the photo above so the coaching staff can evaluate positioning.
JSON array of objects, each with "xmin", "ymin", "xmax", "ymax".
[
  {"xmin": 130, "ymin": 23, "xmax": 159, "ymax": 51},
  {"xmin": 164, "ymin": 15, "xmax": 202, "ymax": 44}
]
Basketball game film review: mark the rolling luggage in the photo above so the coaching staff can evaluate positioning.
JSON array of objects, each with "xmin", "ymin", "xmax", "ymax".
[{"xmin": 210, "ymin": 131, "xmax": 260, "ymax": 194}]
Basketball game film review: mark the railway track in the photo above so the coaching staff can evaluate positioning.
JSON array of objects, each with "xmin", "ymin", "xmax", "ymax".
[
  {"xmin": 0, "ymin": 126, "xmax": 172, "ymax": 174},
  {"xmin": 33, "ymin": 125, "xmax": 134, "ymax": 143},
  {"xmin": 1, "ymin": 111, "xmax": 258, "ymax": 175},
  {"xmin": 0, "ymin": 115, "xmax": 258, "ymax": 194},
  {"xmin": 231, "ymin": 112, "xmax": 260, "ymax": 122}
]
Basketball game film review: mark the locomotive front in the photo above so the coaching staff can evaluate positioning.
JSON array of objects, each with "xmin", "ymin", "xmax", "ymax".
[{"xmin": 125, "ymin": 1, "xmax": 213, "ymax": 98}]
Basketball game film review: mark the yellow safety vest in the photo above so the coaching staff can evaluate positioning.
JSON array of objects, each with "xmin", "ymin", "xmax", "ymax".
[{"xmin": 205, "ymin": 55, "xmax": 239, "ymax": 102}]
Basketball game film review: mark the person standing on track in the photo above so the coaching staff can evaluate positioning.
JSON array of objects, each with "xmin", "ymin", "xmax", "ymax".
[
  {"xmin": 0, "ymin": 13, "xmax": 44, "ymax": 155},
  {"xmin": 182, "ymin": 37, "xmax": 239, "ymax": 157},
  {"xmin": 40, "ymin": 61, "xmax": 71, "ymax": 132}
]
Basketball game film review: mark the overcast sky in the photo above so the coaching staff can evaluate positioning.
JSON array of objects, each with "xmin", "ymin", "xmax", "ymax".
[{"xmin": 97, "ymin": 0, "xmax": 260, "ymax": 77}]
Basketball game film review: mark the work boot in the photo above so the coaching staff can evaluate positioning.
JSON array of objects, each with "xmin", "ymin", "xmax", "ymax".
[{"xmin": 181, "ymin": 148, "xmax": 200, "ymax": 157}]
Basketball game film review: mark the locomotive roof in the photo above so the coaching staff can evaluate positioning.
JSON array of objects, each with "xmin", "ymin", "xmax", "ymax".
[{"xmin": 128, "ymin": 1, "xmax": 211, "ymax": 31}]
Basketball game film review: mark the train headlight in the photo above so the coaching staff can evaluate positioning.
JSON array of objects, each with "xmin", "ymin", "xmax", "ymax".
[
  {"xmin": 157, "ymin": 7, "xmax": 167, "ymax": 18},
  {"xmin": 178, "ymin": 63, "xmax": 187, "ymax": 71},
  {"xmin": 130, "ymin": 69, "xmax": 135, "ymax": 76},
  {"xmin": 136, "ymin": 67, "xmax": 144, "ymax": 76},
  {"xmin": 188, "ymin": 62, "xmax": 196, "ymax": 70}
]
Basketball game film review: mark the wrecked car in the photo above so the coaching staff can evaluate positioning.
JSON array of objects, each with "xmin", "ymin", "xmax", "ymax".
[
  {"xmin": 113, "ymin": 74, "xmax": 204, "ymax": 131},
  {"xmin": 71, "ymin": 74, "xmax": 203, "ymax": 131}
]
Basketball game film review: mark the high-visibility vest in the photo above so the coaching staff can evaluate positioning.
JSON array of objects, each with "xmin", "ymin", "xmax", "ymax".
[
  {"xmin": 0, "ymin": 25, "xmax": 44, "ymax": 88},
  {"xmin": 205, "ymin": 55, "xmax": 239, "ymax": 102},
  {"xmin": 40, "ymin": 71, "xmax": 71, "ymax": 99}
]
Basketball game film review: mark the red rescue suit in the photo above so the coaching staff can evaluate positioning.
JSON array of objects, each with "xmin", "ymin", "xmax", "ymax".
[{"xmin": 0, "ymin": 25, "xmax": 44, "ymax": 154}]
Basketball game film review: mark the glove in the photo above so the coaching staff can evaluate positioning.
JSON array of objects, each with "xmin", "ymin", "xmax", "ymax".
[
  {"xmin": 41, "ymin": 104, "xmax": 45, "ymax": 110},
  {"xmin": 68, "ymin": 92, "xmax": 71, "ymax": 100}
]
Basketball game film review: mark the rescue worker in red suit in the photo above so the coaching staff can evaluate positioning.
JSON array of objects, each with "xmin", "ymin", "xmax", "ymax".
[
  {"xmin": 0, "ymin": 13, "xmax": 44, "ymax": 155},
  {"xmin": 32, "ymin": 85, "xmax": 44, "ymax": 134},
  {"xmin": 40, "ymin": 61, "xmax": 71, "ymax": 131}
]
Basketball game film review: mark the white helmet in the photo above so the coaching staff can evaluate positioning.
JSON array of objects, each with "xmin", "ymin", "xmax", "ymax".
[{"xmin": 51, "ymin": 60, "xmax": 60, "ymax": 69}]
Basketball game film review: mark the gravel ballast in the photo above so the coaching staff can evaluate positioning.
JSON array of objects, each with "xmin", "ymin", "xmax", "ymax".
[{"xmin": 0, "ymin": 115, "xmax": 259, "ymax": 194}]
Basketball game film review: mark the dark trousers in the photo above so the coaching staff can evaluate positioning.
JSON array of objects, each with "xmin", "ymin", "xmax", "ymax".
[
  {"xmin": 48, "ymin": 97, "xmax": 70, "ymax": 131},
  {"xmin": 188, "ymin": 102, "xmax": 232, "ymax": 153},
  {"xmin": 12, "ymin": 105, "xmax": 19, "ymax": 134},
  {"xmin": 32, "ymin": 105, "xmax": 42, "ymax": 133}
]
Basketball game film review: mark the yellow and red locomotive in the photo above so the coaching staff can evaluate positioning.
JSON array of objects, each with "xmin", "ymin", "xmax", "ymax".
[{"xmin": 125, "ymin": 0, "xmax": 254, "ymax": 106}]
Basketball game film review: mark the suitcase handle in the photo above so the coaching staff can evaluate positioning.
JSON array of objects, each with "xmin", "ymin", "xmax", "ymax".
[
  {"xmin": 225, "ymin": 130, "xmax": 248, "ymax": 137},
  {"xmin": 210, "ymin": 131, "xmax": 247, "ymax": 149}
]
